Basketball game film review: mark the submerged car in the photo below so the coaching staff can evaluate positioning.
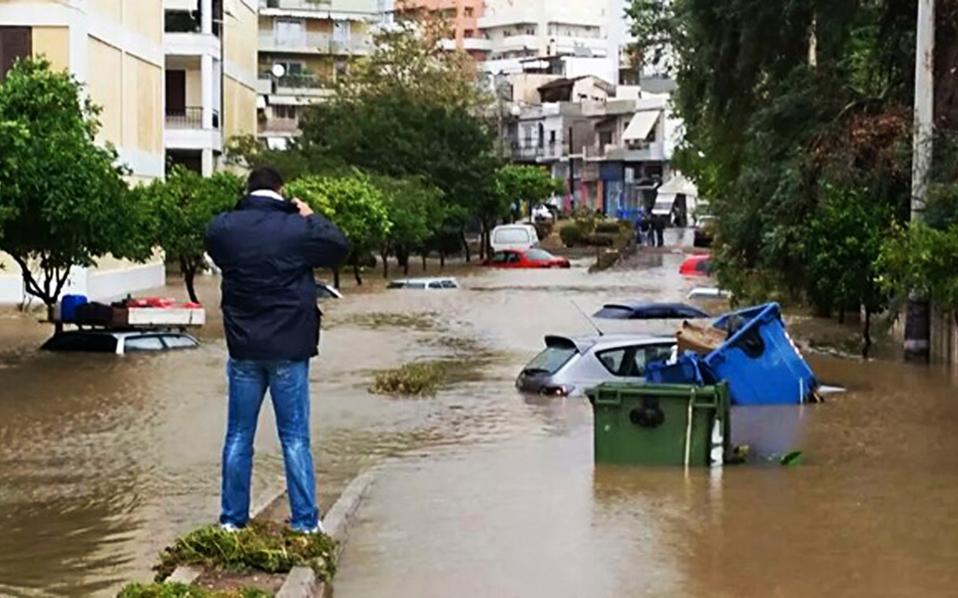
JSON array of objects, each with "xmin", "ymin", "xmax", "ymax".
[
  {"xmin": 387, "ymin": 277, "xmax": 460, "ymax": 290},
  {"xmin": 41, "ymin": 330, "xmax": 199, "ymax": 355},
  {"xmin": 484, "ymin": 248, "xmax": 571, "ymax": 269},
  {"xmin": 680, "ymin": 254, "xmax": 712, "ymax": 277},
  {"xmin": 516, "ymin": 333, "xmax": 675, "ymax": 397},
  {"xmin": 490, "ymin": 224, "xmax": 540, "ymax": 252},
  {"xmin": 594, "ymin": 302, "xmax": 709, "ymax": 320}
]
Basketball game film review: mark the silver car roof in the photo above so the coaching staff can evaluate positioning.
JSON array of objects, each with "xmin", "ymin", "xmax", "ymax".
[{"xmin": 545, "ymin": 332, "xmax": 673, "ymax": 354}]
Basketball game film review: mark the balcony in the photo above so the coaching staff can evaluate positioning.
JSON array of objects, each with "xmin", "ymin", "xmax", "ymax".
[
  {"xmin": 260, "ymin": 117, "xmax": 301, "ymax": 134},
  {"xmin": 165, "ymin": 107, "xmax": 222, "ymax": 150},
  {"xmin": 258, "ymin": 31, "xmax": 370, "ymax": 55},
  {"xmin": 495, "ymin": 34, "xmax": 539, "ymax": 52},
  {"xmin": 258, "ymin": 73, "xmax": 335, "ymax": 96},
  {"xmin": 507, "ymin": 141, "xmax": 563, "ymax": 162},
  {"xmin": 585, "ymin": 141, "xmax": 666, "ymax": 162}
]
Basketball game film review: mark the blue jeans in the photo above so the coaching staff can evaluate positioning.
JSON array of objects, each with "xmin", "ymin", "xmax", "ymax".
[{"xmin": 221, "ymin": 359, "xmax": 319, "ymax": 531}]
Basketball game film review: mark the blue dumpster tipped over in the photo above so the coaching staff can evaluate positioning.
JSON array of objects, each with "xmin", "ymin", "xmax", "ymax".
[{"xmin": 647, "ymin": 303, "xmax": 817, "ymax": 406}]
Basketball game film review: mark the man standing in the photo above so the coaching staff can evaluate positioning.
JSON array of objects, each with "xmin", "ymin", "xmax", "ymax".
[{"xmin": 205, "ymin": 167, "xmax": 349, "ymax": 533}]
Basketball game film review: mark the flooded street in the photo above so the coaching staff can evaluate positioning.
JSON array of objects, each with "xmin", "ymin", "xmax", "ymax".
[{"xmin": 3, "ymin": 249, "xmax": 958, "ymax": 596}]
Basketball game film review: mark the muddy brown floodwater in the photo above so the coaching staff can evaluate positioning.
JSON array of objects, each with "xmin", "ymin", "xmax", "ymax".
[{"xmin": 2, "ymin": 249, "xmax": 958, "ymax": 597}]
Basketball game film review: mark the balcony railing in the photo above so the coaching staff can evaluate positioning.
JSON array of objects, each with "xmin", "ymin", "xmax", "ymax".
[
  {"xmin": 259, "ymin": 31, "xmax": 369, "ymax": 54},
  {"xmin": 260, "ymin": 117, "xmax": 301, "ymax": 133},
  {"xmin": 261, "ymin": 0, "xmax": 333, "ymax": 10},
  {"xmin": 166, "ymin": 107, "xmax": 220, "ymax": 129}
]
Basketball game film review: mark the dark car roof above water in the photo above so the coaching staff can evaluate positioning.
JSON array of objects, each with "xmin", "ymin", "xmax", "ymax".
[{"xmin": 594, "ymin": 302, "xmax": 710, "ymax": 320}]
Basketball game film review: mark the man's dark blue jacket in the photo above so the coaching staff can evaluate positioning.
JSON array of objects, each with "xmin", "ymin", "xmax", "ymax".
[{"xmin": 205, "ymin": 194, "xmax": 350, "ymax": 362}]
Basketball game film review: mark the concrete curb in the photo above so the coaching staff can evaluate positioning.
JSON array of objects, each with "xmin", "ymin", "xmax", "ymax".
[
  {"xmin": 166, "ymin": 481, "xmax": 287, "ymax": 584},
  {"xmin": 276, "ymin": 469, "xmax": 378, "ymax": 598}
]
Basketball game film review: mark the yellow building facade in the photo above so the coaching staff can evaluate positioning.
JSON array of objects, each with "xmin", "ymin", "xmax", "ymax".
[
  {"xmin": 164, "ymin": 0, "xmax": 258, "ymax": 174},
  {"xmin": 0, "ymin": 0, "xmax": 169, "ymax": 303},
  {"xmin": 0, "ymin": 0, "xmax": 167, "ymax": 182}
]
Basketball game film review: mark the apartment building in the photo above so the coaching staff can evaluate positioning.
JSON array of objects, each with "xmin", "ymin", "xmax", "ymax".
[
  {"xmin": 394, "ymin": 0, "xmax": 489, "ymax": 59},
  {"xmin": 0, "ymin": 0, "xmax": 169, "ymax": 303},
  {"xmin": 257, "ymin": 0, "xmax": 384, "ymax": 149},
  {"xmin": 479, "ymin": 0, "xmax": 609, "ymax": 77},
  {"xmin": 164, "ymin": 0, "xmax": 259, "ymax": 174}
]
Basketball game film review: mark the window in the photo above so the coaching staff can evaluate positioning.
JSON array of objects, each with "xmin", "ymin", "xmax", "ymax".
[
  {"xmin": 597, "ymin": 348, "xmax": 628, "ymax": 375},
  {"xmin": 493, "ymin": 228, "xmax": 531, "ymax": 245},
  {"xmin": 596, "ymin": 344, "xmax": 674, "ymax": 377},
  {"xmin": 464, "ymin": 6, "xmax": 474, "ymax": 17},
  {"xmin": 124, "ymin": 336, "xmax": 166, "ymax": 352},
  {"xmin": 491, "ymin": 251, "xmax": 510, "ymax": 264},
  {"xmin": 525, "ymin": 249, "xmax": 553, "ymax": 261},
  {"xmin": 274, "ymin": 19, "xmax": 306, "ymax": 47},
  {"xmin": 162, "ymin": 335, "xmax": 198, "ymax": 349},
  {"xmin": 440, "ymin": 280, "xmax": 458, "ymax": 289},
  {"xmin": 599, "ymin": 130, "xmax": 613, "ymax": 148},
  {"xmin": 537, "ymin": 123, "xmax": 544, "ymax": 148},
  {"xmin": 0, "ymin": 27, "xmax": 32, "ymax": 82},
  {"xmin": 334, "ymin": 60, "xmax": 348, "ymax": 79},
  {"xmin": 273, "ymin": 105, "xmax": 297, "ymax": 120},
  {"xmin": 549, "ymin": 130, "xmax": 557, "ymax": 145},
  {"xmin": 523, "ymin": 125, "xmax": 533, "ymax": 148},
  {"xmin": 332, "ymin": 20, "xmax": 350, "ymax": 42},
  {"xmin": 41, "ymin": 333, "xmax": 117, "ymax": 353},
  {"xmin": 463, "ymin": 29, "xmax": 475, "ymax": 38},
  {"xmin": 428, "ymin": 281, "xmax": 444, "ymax": 289},
  {"xmin": 523, "ymin": 346, "xmax": 578, "ymax": 375}
]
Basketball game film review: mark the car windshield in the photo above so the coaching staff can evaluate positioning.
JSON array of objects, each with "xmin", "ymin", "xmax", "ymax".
[
  {"xmin": 525, "ymin": 249, "xmax": 553, "ymax": 261},
  {"xmin": 494, "ymin": 228, "xmax": 530, "ymax": 244},
  {"xmin": 523, "ymin": 345, "xmax": 577, "ymax": 375},
  {"xmin": 41, "ymin": 333, "xmax": 117, "ymax": 353}
]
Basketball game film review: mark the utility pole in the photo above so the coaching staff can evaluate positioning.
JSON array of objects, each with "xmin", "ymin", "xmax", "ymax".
[
  {"xmin": 905, "ymin": 0, "xmax": 935, "ymax": 362},
  {"xmin": 568, "ymin": 126, "xmax": 575, "ymax": 212}
]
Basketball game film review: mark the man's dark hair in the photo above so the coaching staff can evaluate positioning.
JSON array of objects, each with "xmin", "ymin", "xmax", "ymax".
[{"xmin": 247, "ymin": 167, "xmax": 284, "ymax": 194}]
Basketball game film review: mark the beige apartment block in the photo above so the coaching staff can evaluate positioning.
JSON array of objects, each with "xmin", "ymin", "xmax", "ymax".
[
  {"xmin": 0, "ymin": 0, "xmax": 169, "ymax": 305},
  {"xmin": 164, "ymin": 0, "xmax": 259, "ymax": 175},
  {"xmin": 256, "ymin": 0, "xmax": 385, "ymax": 149}
]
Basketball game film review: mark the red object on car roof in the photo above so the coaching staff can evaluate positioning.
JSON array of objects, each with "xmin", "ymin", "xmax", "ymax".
[
  {"xmin": 484, "ymin": 248, "xmax": 571, "ymax": 269},
  {"xmin": 680, "ymin": 254, "xmax": 712, "ymax": 277}
]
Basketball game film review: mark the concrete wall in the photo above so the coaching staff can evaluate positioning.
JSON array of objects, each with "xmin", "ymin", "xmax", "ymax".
[
  {"xmin": 31, "ymin": 26, "xmax": 70, "ymax": 71},
  {"xmin": 225, "ymin": 0, "xmax": 258, "ymax": 142}
]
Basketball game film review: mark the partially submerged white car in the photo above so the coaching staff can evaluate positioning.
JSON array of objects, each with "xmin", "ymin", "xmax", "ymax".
[
  {"xmin": 387, "ymin": 277, "xmax": 460, "ymax": 290},
  {"xmin": 516, "ymin": 333, "xmax": 676, "ymax": 397}
]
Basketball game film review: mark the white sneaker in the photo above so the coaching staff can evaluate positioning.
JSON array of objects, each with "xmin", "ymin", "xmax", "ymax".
[
  {"xmin": 220, "ymin": 523, "xmax": 241, "ymax": 533},
  {"xmin": 294, "ymin": 520, "xmax": 326, "ymax": 535}
]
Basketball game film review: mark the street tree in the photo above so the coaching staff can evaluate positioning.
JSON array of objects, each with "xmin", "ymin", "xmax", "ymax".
[
  {"xmin": 297, "ymin": 17, "xmax": 497, "ymax": 261},
  {"xmin": 141, "ymin": 166, "xmax": 243, "ymax": 303},
  {"xmin": 625, "ymin": 0, "xmax": 958, "ymax": 329},
  {"xmin": 487, "ymin": 165, "xmax": 562, "ymax": 256},
  {"xmin": 285, "ymin": 174, "xmax": 391, "ymax": 286},
  {"xmin": 0, "ymin": 58, "xmax": 153, "ymax": 316},
  {"xmin": 372, "ymin": 175, "xmax": 444, "ymax": 277}
]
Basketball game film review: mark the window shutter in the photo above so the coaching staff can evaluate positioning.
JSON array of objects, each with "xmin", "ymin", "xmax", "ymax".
[{"xmin": 0, "ymin": 27, "xmax": 33, "ymax": 82}]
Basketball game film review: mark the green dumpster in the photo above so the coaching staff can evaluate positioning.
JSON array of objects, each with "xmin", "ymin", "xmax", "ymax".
[{"xmin": 588, "ymin": 382, "xmax": 731, "ymax": 466}]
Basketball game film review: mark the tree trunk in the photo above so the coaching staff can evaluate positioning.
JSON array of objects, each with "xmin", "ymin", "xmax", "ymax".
[
  {"xmin": 862, "ymin": 308, "xmax": 872, "ymax": 359},
  {"xmin": 381, "ymin": 247, "xmax": 390, "ymax": 279},
  {"xmin": 478, "ymin": 221, "xmax": 486, "ymax": 261},
  {"xmin": 333, "ymin": 267, "xmax": 341, "ymax": 289},
  {"xmin": 460, "ymin": 228, "xmax": 471, "ymax": 263},
  {"xmin": 353, "ymin": 263, "xmax": 363, "ymax": 286},
  {"xmin": 422, "ymin": 252, "xmax": 428, "ymax": 272},
  {"xmin": 182, "ymin": 258, "xmax": 200, "ymax": 304},
  {"xmin": 440, "ymin": 249, "xmax": 446, "ymax": 269}
]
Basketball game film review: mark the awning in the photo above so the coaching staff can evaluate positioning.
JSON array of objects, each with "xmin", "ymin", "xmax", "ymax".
[
  {"xmin": 652, "ymin": 195, "xmax": 676, "ymax": 216},
  {"xmin": 256, "ymin": 96, "xmax": 267, "ymax": 109},
  {"xmin": 622, "ymin": 111, "xmax": 660, "ymax": 142},
  {"xmin": 266, "ymin": 137, "xmax": 289, "ymax": 151},
  {"xmin": 658, "ymin": 173, "xmax": 698, "ymax": 197}
]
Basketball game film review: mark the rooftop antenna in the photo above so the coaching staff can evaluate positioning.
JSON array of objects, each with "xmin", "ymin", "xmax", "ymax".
[{"xmin": 571, "ymin": 300, "xmax": 604, "ymax": 336}]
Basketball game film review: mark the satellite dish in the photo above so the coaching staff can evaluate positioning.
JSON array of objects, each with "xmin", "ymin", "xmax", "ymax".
[{"xmin": 271, "ymin": 63, "xmax": 287, "ymax": 78}]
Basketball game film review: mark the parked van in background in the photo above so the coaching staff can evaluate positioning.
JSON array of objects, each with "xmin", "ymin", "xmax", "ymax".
[{"xmin": 491, "ymin": 224, "xmax": 539, "ymax": 253}]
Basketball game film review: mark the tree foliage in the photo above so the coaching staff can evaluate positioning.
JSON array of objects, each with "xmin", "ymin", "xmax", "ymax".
[
  {"xmin": 140, "ymin": 166, "xmax": 243, "ymax": 303},
  {"xmin": 372, "ymin": 175, "xmax": 444, "ymax": 276},
  {"xmin": 0, "ymin": 58, "xmax": 153, "ymax": 311},
  {"xmin": 628, "ymin": 0, "xmax": 958, "ymax": 331},
  {"xmin": 495, "ymin": 165, "xmax": 563, "ymax": 215},
  {"xmin": 285, "ymin": 174, "xmax": 391, "ymax": 284}
]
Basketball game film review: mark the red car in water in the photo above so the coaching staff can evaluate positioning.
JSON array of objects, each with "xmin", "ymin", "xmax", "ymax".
[
  {"xmin": 680, "ymin": 254, "xmax": 712, "ymax": 277},
  {"xmin": 485, "ymin": 248, "xmax": 571, "ymax": 269}
]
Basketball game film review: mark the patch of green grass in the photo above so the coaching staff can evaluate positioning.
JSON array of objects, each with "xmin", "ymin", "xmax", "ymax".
[
  {"xmin": 117, "ymin": 582, "xmax": 270, "ymax": 598},
  {"xmin": 370, "ymin": 361, "xmax": 445, "ymax": 396},
  {"xmin": 154, "ymin": 522, "xmax": 336, "ymax": 582}
]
